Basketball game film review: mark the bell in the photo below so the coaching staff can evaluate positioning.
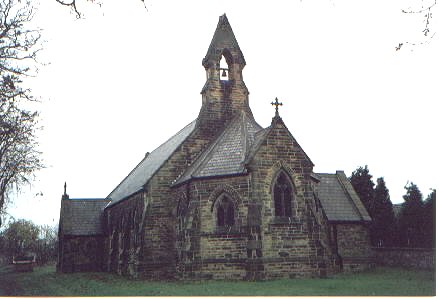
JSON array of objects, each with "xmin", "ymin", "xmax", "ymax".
[{"xmin": 221, "ymin": 69, "xmax": 227, "ymax": 77}]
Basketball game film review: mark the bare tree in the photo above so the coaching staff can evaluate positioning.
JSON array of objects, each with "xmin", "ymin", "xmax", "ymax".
[
  {"xmin": 0, "ymin": 0, "xmax": 43, "ymax": 226},
  {"xmin": 396, "ymin": 0, "xmax": 437, "ymax": 50},
  {"xmin": 54, "ymin": 0, "xmax": 147, "ymax": 18}
]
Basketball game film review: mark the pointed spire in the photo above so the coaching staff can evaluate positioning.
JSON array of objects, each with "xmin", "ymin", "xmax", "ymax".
[{"xmin": 202, "ymin": 13, "xmax": 246, "ymax": 68}]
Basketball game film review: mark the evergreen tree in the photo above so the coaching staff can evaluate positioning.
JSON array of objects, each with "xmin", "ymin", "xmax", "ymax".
[
  {"xmin": 398, "ymin": 182, "xmax": 424, "ymax": 247},
  {"xmin": 349, "ymin": 166, "xmax": 375, "ymax": 215},
  {"xmin": 422, "ymin": 189, "xmax": 435, "ymax": 248},
  {"xmin": 372, "ymin": 177, "xmax": 397, "ymax": 247}
]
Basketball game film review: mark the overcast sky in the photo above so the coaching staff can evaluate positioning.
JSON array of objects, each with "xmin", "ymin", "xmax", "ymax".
[{"xmin": 5, "ymin": 0, "xmax": 438, "ymax": 226}]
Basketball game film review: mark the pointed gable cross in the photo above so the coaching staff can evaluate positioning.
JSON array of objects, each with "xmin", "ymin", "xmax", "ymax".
[{"xmin": 271, "ymin": 97, "xmax": 283, "ymax": 117}]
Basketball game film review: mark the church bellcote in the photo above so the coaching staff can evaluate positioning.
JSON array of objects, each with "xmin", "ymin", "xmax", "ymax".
[{"xmin": 197, "ymin": 14, "xmax": 253, "ymax": 136}]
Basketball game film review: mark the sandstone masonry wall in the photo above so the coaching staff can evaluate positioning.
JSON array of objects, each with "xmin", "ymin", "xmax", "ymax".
[
  {"xmin": 335, "ymin": 223, "xmax": 374, "ymax": 272},
  {"xmin": 106, "ymin": 193, "xmax": 144, "ymax": 277},
  {"xmin": 247, "ymin": 118, "xmax": 328, "ymax": 279},
  {"xmin": 58, "ymin": 236, "xmax": 105, "ymax": 273}
]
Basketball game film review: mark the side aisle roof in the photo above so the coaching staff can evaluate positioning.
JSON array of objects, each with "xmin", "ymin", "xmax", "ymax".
[
  {"xmin": 61, "ymin": 198, "xmax": 110, "ymax": 235},
  {"xmin": 316, "ymin": 171, "xmax": 372, "ymax": 222}
]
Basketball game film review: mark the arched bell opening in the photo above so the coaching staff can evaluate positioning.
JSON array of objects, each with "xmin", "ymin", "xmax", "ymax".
[{"xmin": 219, "ymin": 49, "xmax": 233, "ymax": 81}]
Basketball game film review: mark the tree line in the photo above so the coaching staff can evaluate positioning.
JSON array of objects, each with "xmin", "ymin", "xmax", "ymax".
[
  {"xmin": 350, "ymin": 165, "xmax": 435, "ymax": 248},
  {"xmin": 0, "ymin": 219, "xmax": 57, "ymax": 265}
]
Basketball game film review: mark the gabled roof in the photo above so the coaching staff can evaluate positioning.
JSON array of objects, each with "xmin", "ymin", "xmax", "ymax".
[
  {"xmin": 316, "ymin": 171, "xmax": 372, "ymax": 222},
  {"xmin": 173, "ymin": 112, "xmax": 262, "ymax": 186},
  {"xmin": 61, "ymin": 198, "xmax": 110, "ymax": 236},
  {"xmin": 244, "ymin": 116, "xmax": 314, "ymax": 167},
  {"xmin": 107, "ymin": 120, "xmax": 196, "ymax": 207}
]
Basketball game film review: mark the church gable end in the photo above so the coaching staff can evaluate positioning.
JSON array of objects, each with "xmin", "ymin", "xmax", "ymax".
[
  {"xmin": 57, "ymin": 191, "xmax": 110, "ymax": 273},
  {"xmin": 244, "ymin": 115, "xmax": 325, "ymax": 278}
]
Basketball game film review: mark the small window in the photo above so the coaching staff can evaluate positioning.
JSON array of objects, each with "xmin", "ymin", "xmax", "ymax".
[
  {"xmin": 273, "ymin": 171, "xmax": 294, "ymax": 217},
  {"xmin": 216, "ymin": 195, "xmax": 235, "ymax": 226}
]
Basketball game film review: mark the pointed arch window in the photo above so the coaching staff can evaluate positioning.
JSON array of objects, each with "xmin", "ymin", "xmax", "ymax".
[
  {"xmin": 273, "ymin": 171, "xmax": 294, "ymax": 217},
  {"xmin": 177, "ymin": 197, "xmax": 188, "ymax": 233},
  {"xmin": 216, "ymin": 194, "xmax": 235, "ymax": 227}
]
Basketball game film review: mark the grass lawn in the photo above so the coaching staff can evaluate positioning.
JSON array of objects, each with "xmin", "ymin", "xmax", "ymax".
[{"xmin": 0, "ymin": 264, "xmax": 435, "ymax": 296}]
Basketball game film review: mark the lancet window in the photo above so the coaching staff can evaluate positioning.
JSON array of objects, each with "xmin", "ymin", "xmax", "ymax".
[
  {"xmin": 177, "ymin": 197, "xmax": 188, "ymax": 233},
  {"xmin": 216, "ymin": 194, "xmax": 235, "ymax": 227},
  {"xmin": 273, "ymin": 171, "xmax": 294, "ymax": 217}
]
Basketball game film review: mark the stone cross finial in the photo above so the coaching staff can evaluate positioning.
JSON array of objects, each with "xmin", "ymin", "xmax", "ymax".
[{"xmin": 271, "ymin": 97, "xmax": 283, "ymax": 117}]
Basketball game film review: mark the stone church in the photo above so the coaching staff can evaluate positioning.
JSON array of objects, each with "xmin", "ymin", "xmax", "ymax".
[{"xmin": 58, "ymin": 14, "xmax": 373, "ymax": 280}]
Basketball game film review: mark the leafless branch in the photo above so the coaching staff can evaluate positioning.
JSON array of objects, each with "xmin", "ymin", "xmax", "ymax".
[
  {"xmin": 396, "ymin": 32, "xmax": 436, "ymax": 50},
  {"xmin": 55, "ymin": 0, "xmax": 81, "ymax": 18},
  {"xmin": 0, "ymin": 0, "xmax": 43, "ymax": 225},
  {"xmin": 54, "ymin": 0, "xmax": 148, "ymax": 18},
  {"xmin": 397, "ymin": 0, "xmax": 437, "ymax": 50}
]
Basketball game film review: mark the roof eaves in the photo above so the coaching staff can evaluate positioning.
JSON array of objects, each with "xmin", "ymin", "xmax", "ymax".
[{"xmin": 105, "ymin": 188, "xmax": 143, "ymax": 209}]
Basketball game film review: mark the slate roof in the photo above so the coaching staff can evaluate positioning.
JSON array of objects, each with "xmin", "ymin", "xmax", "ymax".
[
  {"xmin": 173, "ymin": 112, "xmax": 262, "ymax": 186},
  {"xmin": 316, "ymin": 171, "xmax": 372, "ymax": 222},
  {"xmin": 107, "ymin": 120, "xmax": 196, "ymax": 207},
  {"xmin": 61, "ymin": 198, "xmax": 110, "ymax": 235}
]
